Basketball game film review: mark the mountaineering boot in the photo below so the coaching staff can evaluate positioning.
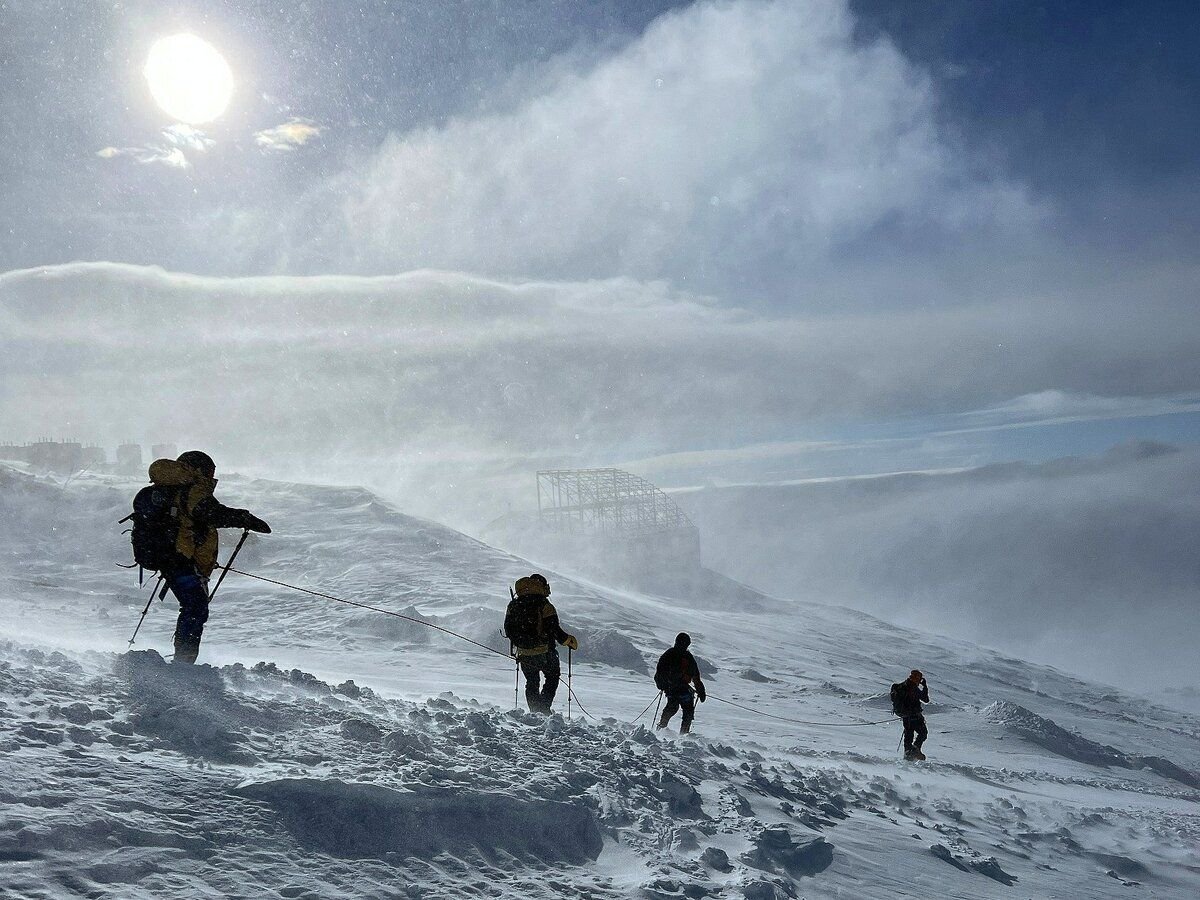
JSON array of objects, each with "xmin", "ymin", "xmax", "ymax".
[
  {"xmin": 173, "ymin": 638, "xmax": 199, "ymax": 665},
  {"xmin": 679, "ymin": 719, "xmax": 691, "ymax": 736},
  {"xmin": 656, "ymin": 713, "xmax": 670, "ymax": 730},
  {"xmin": 912, "ymin": 749, "xmax": 927, "ymax": 761}
]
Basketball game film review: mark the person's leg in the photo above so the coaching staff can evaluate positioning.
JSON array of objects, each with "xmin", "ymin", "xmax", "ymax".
[
  {"xmin": 539, "ymin": 651, "xmax": 561, "ymax": 712},
  {"xmin": 519, "ymin": 657, "xmax": 543, "ymax": 712},
  {"xmin": 167, "ymin": 573, "xmax": 210, "ymax": 664},
  {"xmin": 913, "ymin": 715, "xmax": 928, "ymax": 755},
  {"xmin": 903, "ymin": 717, "xmax": 917, "ymax": 756},
  {"xmin": 679, "ymin": 691, "xmax": 696, "ymax": 734},
  {"xmin": 657, "ymin": 695, "xmax": 681, "ymax": 729}
]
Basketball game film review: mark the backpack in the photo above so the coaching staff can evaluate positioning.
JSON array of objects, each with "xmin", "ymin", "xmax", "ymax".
[
  {"xmin": 504, "ymin": 596, "xmax": 545, "ymax": 650},
  {"xmin": 890, "ymin": 683, "xmax": 905, "ymax": 718},
  {"xmin": 125, "ymin": 484, "xmax": 184, "ymax": 573}
]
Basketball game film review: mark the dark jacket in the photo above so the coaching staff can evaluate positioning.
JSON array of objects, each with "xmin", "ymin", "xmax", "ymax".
[
  {"xmin": 655, "ymin": 646, "xmax": 705, "ymax": 698},
  {"xmin": 504, "ymin": 594, "xmax": 570, "ymax": 656},
  {"xmin": 892, "ymin": 680, "xmax": 929, "ymax": 719}
]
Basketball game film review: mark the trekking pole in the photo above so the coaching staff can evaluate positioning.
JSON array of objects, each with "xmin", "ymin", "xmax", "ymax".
[
  {"xmin": 567, "ymin": 647, "xmax": 573, "ymax": 720},
  {"xmin": 514, "ymin": 658, "xmax": 520, "ymax": 711},
  {"xmin": 653, "ymin": 691, "xmax": 663, "ymax": 727},
  {"xmin": 126, "ymin": 575, "xmax": 166, "ymax": 647},
  {"xmin": 208, "ymin": 529, "xmax": 250, "ymax": 602}
]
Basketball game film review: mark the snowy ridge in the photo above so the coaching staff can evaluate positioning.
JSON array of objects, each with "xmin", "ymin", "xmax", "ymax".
[
  {"xmin": 1, "ymin": 466, "xmax": 1199, "ymax": 898},
  {"xmin": 0, "ymin": 645, "xmax": 857, "ymax": 898}
]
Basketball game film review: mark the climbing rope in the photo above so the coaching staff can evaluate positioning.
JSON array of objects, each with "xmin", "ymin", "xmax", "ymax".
[
  {"xmin": 709, "ymin": 695, "xmax": 897, "ymax": 728},
  {"xmin": 231, "ymin": 566, "xmax": 597, "ymax": 721},
  {"xmin": 228, "ymin": 567, "xmax": 512, "ymax": 664},
  {"xmin": 565, "ymin": 681, "xmax": 595, "ymax": 721},
  {"xmin": 220, "ymin": 567, "xmax": 899, "ymax": 731},
  {"xmin": 631, "ymin": 691, "xmax": 663, "ymax": 725}
]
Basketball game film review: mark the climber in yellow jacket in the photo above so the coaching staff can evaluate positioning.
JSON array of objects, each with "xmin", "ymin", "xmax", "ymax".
[
  {"xmin": 132, "ymin": 450, "xmax": 270, "ymax": 663},
  {"xmin": 503, "ymin": 574, "xmax": 579, "ymax": 714}
]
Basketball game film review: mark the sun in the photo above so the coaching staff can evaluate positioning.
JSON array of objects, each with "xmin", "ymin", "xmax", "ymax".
[{"xmin": 144, "ymin": 34, "xmax": 234, "ymax": 125}]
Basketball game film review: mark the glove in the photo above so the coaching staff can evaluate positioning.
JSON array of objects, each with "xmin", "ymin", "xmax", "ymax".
[
  {"xmin": 697, "ymin": 687, "xmax": 706, "ymax": 703},
  {"xmin": 244, "ymin": 514, "xmax": 271, "ymax": 534},
  {"xmin": 564, "ymin": 634, "xmax": 579, "ymax": 651}
]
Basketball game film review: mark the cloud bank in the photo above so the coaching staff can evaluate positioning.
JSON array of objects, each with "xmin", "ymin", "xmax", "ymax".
[{"xmin": 4, "ymin": 262, "xmax": 1199, "ymax": 453}]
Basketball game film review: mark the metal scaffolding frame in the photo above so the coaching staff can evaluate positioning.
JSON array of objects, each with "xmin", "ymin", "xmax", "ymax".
[{"xmin": 536, "ymin": 468, "xmax": 696, "ymax": 537}]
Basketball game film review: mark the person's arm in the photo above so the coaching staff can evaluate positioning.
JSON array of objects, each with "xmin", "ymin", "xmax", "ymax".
[
  {"xmin": 919, "ymin": 682, "xmax": 929, "ymax": 703},
  {"xmin": 193, "ymin": 496, "xmax": 271, "ymax": 532},
  {"xmin": 544, "ymin": 602, "xmax": 571, "ymax": 643}
]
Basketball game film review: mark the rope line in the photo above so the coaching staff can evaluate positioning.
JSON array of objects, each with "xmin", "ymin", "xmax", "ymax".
[
  {"xmin": 630, "ymin": 691, "xmax": 662, "ymax": 725},
  {"xmin": 232, "ymin": 565, "xmax": 597, "ymax": 720},
  {"xmin": 709, "ymin": 695, "xmax": 897, "ymax": 728},
  {"xmin": 565, "ymin": 682, "xmax": 595, "ymax": 721},
  {"xmin": 223, "ymin": 567, "xmax": 900, "ymax": 731},
  {"xmin": 228, "ymin": 567, "xmax": 512, "ymax": 664}
]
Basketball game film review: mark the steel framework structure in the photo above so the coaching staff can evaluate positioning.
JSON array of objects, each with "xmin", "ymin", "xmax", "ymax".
[{"xmin": 536, "ymin": 468, "xmax": 695, "ymax": 536}]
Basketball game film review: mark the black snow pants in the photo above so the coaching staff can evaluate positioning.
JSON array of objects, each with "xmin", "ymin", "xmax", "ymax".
[
  {"xmin": 903, "ymin": 714, "xmax": 928, "ymax": 754},
  {"xmin": 166, "ymin": 571, "xmax": 210, "ymax": 665},
  {"xmin": 658, "ymin": 687, "xmax": 696, "ymax": 734},
  {"xmin": 519, "ymin": 649, "xmax": 561, "ymax": 714}
]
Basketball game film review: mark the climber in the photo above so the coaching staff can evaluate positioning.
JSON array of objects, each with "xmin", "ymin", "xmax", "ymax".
[
  {"xmin": 890, "ymin": 669, "xmax": 930, "ymax": 760},
  {"xmin": 503, "ymin": 574, "xmax": 579, "ymax": 714},
  {"xmin": 655, "ymin": 632, "xmax": 706, "ymax": 734},
  {"xmin": 126, "ymin": 450, "xmax": 270, "ymax": 664}
]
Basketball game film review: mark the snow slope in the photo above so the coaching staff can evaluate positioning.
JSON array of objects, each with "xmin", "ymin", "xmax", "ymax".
[{"xmin": 1, "ymin": 465, "xmax": 1198, "ymax": 899}]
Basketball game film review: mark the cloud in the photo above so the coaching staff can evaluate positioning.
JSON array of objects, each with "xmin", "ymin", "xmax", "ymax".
[
  {"xmin": 96, "ymin": 145, "xmax": 190, "ymax": 169},
  {"xmin": 264, "ymin": 0, "xmax": 1037, "ymax": 292},
  {"xmin": 163, "ymin": 124, "xmax": 215, "ymax": 153},
  {"xmin": 96, "ymin": 124, "xmax": 214, "ymax": 170},
  {"xmin": 255, "ymin": 118, "xmax": 323, "ymax": 152}
]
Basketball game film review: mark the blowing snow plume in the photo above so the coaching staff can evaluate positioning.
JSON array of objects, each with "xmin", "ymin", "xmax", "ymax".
[{"xmin": 677, "ymin": 442, "xmax": 1200, "ymax": 691}]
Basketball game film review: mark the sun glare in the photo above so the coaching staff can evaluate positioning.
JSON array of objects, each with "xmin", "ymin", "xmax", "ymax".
[{"xmin": 144, "ymin": 34, "xmax": 234, "ymax": 125}]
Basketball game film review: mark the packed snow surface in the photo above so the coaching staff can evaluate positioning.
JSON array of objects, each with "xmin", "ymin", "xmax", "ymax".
[{"xmin": 1, "ymin": 466, "xmax": 1198, "ymax": 898}]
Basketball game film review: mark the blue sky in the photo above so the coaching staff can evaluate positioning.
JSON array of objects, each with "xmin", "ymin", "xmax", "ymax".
[{"xmin": 0, "ymin": 0, "xmax": 1197, "ymax": 495}]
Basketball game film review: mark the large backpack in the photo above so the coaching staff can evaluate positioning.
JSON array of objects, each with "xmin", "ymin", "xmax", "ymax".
[
  {"xmin": 125, "ymin": 484, "xmax": 184, "ymax": 573},
  {"xmin": 889, "ymin": 682, "xmax": 905, "ymax": 718},
  {"xmin": 504, "ymin": 596, "xmax": 545, "ymax": 650}
]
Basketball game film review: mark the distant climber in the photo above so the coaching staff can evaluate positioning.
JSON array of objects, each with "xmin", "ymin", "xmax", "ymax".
[
  {"xmin": 126, "ymin": 451, "xmax": 270, "ymax": 664},
  {"xmin": 655, "ymin": 632, "xmax": 706, "ymax": 735},
  {"xmin": 503, "ymin": 574, "xmax": 579, "ymax": 714},
  {"xmin": 890, "ymin": 669, "xmax": 930, "ymax": 760}
]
